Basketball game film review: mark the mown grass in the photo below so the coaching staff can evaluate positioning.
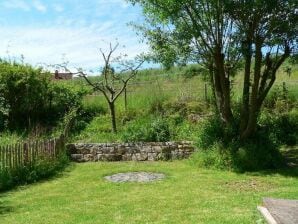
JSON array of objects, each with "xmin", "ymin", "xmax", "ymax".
[{"xmin": 0, "ymin": 161, "xmax": 297, "ymax": 224}]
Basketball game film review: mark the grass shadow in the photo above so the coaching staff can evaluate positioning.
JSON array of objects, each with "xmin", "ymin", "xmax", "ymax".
[
  {"xmin": 0, "ymin": 194, "xmax": 15, "ymax": 216},
  {"xmin": 0, "ymin": 204, "xmax": 14, "ymax": 216},
  {"xmin": 0, "ymin": 162, "xmax": 76, "ymax": 194},
  {"xmin": 242, "ymin": 146, "xmax": 298, "ymax": 178}
]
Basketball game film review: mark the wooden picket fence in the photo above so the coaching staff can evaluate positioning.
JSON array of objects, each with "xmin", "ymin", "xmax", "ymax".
[{"xmin": 0, "ymin": 135, "xmax": 65, "ymax": 172}]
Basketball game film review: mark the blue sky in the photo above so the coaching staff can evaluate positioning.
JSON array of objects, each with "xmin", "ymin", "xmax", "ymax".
[{"xmin": 0, "ymin": 0, "xmax": 149, "ymax": 72}]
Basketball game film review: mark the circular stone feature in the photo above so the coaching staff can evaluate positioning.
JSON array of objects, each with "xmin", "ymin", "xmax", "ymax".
[{"xmin": 104, "ymin": 172, "xmax": 165, "ymax": 183}]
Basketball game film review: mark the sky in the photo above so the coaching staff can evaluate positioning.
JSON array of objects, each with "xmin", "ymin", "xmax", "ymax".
[{"xmin": 0, "ymin": 0, "xmax": 150, "ymax": 73}]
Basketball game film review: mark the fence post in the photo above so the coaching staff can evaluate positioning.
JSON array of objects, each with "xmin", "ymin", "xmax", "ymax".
[{"xmin": 24, "ymin": 142, "xmax": 29, "ymax": 166}]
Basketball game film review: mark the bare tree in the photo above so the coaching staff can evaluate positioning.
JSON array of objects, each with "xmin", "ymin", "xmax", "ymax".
[{"xmin": 71, "ymin": 43, "xmax": 144, "ymax": 133}]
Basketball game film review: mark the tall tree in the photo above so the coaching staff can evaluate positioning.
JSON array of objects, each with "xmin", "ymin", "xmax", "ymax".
[
  {"xmin": 227, "ymin": 0, "xmax": 297, "ymax": 139},
  {"xmin": 129, "ymin": 0, "xmax": 297, "ymax": 139}
]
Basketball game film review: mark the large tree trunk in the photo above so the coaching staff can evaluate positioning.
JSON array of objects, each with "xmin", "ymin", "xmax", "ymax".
[
  {"xmin": 108, "ymin": 102, "xmax": 117, "ymax": 133},
  {"xmin": 240, "ymin": 37, "xmax": 263, "ymax": 139},
  {"xmin": 240, "ymin": 37, "xmax": 252, "ymax": 133},
  {"xmin": 213, "ymin": 48, "xmax": 234, "ymax": 126}
]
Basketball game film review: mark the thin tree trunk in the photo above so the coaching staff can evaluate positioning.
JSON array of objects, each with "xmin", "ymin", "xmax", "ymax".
[{"xmin": 109, "ymin": 102, "xmax": 117, "ymax": 133}]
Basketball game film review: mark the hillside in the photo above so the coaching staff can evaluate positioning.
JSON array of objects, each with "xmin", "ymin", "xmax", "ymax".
[{"xmin": 68, "ymin": 63, "xmax": 298, "ymax": 143}]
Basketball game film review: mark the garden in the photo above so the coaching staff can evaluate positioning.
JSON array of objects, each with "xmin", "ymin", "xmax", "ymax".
[{"xmin": 0, "ymin": 0, "xmax": 298, "ymax": 223}]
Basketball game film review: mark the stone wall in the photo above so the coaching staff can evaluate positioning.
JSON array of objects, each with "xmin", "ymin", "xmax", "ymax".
[{"xmin": 66, "ymin": 141, "xmax": 195, "ymax": 162}]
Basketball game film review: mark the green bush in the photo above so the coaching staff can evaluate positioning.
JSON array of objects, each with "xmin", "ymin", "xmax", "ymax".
[
  {"xmin": 193, "ymin": 114, "xmax": 286, "ymax": 171},
  {"xmin": 260, "ymin": 109, "xmax": 298, "ymax": 146},
  {"xmin": 232, "ymin": 137, "xmax": 284, "ymax": 171},
  {"xmin": 0, "ymin": 60, "xmax": 88, "ymax": 131},
  {"xmin": 189, "ymin": 142, "xmax": 233, "ymax": 169},
  {"xmin": 0, "ymin": 60, "xmax": 51, "ymax": 129},
  {"xmin": 121, "ymin": 116, "xmax": 171, "ymax": 142},
  {"xmin": 263, "ymin": 84, "xmax": 297, "ymax": 112},
  {"xmin": 196, "ymin": 116, "xmax": 226, "ymax": 149},
  {"xmin": 179, "ymin": 64, "xmax": 204, "ymax": 79}
]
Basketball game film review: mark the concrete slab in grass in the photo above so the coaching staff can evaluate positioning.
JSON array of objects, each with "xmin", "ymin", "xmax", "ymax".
[{"xmin": 258, "ymin": 198, "xmax": 298, "ymax": 224}]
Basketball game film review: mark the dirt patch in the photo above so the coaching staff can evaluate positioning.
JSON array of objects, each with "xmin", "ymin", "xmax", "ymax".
[{"xmin": 225, "ymin": 179, "xmax": 274, "ymax": 192}]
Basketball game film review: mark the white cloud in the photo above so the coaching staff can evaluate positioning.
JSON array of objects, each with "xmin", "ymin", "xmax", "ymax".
[
  {"xmin": 0, "ymin": 25, "xmax": 148, "ymax": 72},
  {"xmin": 32, "ymin": 0, "xmax": 47, "ymax": 13},
  {"xmin": 0, "ymin": 0, "xmax": 149, "ymax": 73},
  {"xmin": 2, "ymin": 0, "xmax": 31, "ymax": 11}
]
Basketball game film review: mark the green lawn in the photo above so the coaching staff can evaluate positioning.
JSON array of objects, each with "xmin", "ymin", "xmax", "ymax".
[{"xmin": 1, "ymin": 161, "xmax": 297, "ymax": 224}]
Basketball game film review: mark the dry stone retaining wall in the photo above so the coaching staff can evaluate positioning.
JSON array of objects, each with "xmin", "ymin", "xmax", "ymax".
[{"xmin": 66, "ymin": 141, "xmax": 195, "ymax": 162}]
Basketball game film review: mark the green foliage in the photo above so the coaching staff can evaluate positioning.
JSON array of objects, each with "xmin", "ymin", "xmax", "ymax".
[
  {"xmin": 194, "ymin": 113, "xmax": 289, "ymax": 171},
  {"xmin": 260, "ymin": 109, "xmax": 298, "ymax": 146},
  {"xmin": 196, "ymin": 116, "xmax": 227, "ymax": 149},
  {"xmin": 48, "ymin": 81, "xmax": 89, "ymax": 118},
  {"xmin": 0, "ymin": 132, "xmax": 24, "ymax": 145},
  {"xmin": 0, "ymin": 60, "xmax": 51, "ymax": 129},
  {"xmin": 121, "ymin": 116, "xmax": 170, "ymax": 142},
  {"xmin": 190, "ymin": 142, "xmax": 233, "ymax": 170},
  {"xmin": 178, "ymin": 64, "xmax": 205, "ymax": 79},
  {"xmin": 263, "ymin": 84, "xmax": 297, "ymax": 112},
  {"xmin": 0, "ymin": 60, "xmax": 88, "ymax": 132},
  {"xmin": 232, "ymin": 137, "xmax": 285, "ymax": 172}
]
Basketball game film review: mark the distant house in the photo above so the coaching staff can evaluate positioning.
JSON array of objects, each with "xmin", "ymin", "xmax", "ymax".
[{"xmin": 53, "ymin": 70, "xmax": 73, "ymax": 80}]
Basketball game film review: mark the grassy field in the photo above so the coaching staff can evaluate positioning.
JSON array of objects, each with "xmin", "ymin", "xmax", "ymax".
[
  {"xmin": 71, "ymin": 63, "xmax": 298, "ymax": 143},
  {"xmin": 0, "ymin": 160, "xmax": 297, "ymax": 224}
]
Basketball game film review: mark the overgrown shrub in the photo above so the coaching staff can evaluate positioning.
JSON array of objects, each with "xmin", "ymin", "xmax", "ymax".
[
  {"xmin": 260, "ymin": 109, "xmax": 298, "ymax": 146},
  {"xmin": 121, "ymin": 116, "xmax": 170, "ymax": 142},
  {"xmin": 263, "ymin": 84, "xmax": 297, "ymax": 112},
  {"xmin": 179, "ymin": 64, "xmax": 204, "ymax": 79},
  {"xmin": 232, "ymin": 136, "xmax": 284, "ymax": 171},
  {"xmin": 0, "ymin": 60, "xmax": 51, "ymax": 129},
  {"xmin": 0, "ymin": 60, "xmax": 88, "ymax": 131},
  {"xmin": 193, "ymin": 114, "xmax": 287, "ymax": 171},
  {"xmin": 189, "ymin": 142, "xmax": 233, "ymax": 169}
]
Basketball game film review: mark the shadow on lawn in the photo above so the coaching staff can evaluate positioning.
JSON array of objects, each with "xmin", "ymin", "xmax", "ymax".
[
  {"xmin": 0, "ymin": 194, "xmax": 15, "ymax": 216},
  {"xmin": 0, "ymin": 204, "xmax": 14, "ymax": 216},
  {"xmin": 0, "ymin": 163, "xmax": 76, "ymax": 194},
  {"xmin": 0, "ymin": 163, "xmax": 76, "ymax": 216},
  {"xmin": 248, "ymin": 146, "xmax": 298, "ymax": 178}
]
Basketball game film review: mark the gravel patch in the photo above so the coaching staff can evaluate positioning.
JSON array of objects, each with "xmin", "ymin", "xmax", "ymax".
[{"xmin": 104, "ymin": 172, "xmax": 165, "ymax": 183}]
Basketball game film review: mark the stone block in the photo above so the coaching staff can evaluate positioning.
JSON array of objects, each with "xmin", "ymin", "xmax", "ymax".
[
  {"xmin": 161, "ymin": 146, "xmax": 171, "ymax": 153},
  {"xmin": 83, "ymin": 154, "xmax": 94, "ymax": 162},
  {"xmin": 152, "ymin": 146, "xmax": 162, "ymax": 153},
  {"xmin": 103, "ymin": 154, "xmax": 122, "ymax": 161},
  {"xmin": 148, "ymin": 153, "xmax": 157, "ymax": 161},
  {"xmin": 137, "ymin": 153, "xmax": 148, "ymax": 161},
  {"xmin": 70, "ymin": 154, "xmax": 84, "ymax": 162},
  {"xmin": 116, "ymin": 146, "xmax": 127, "ymax": 154},
  {"xmin": 141, "ymin": 146, "xmax": 152, "ymax": 153},
  {"xmin": 122, "ymin": 153, "xmax": 133, "ymax": 161}
]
